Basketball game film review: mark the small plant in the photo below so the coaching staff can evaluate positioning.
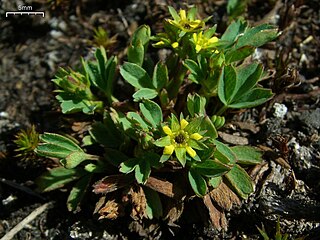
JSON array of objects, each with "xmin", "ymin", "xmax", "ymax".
[
  {"xmin": 257, "ymin": 219, "xmax": 290, "ymax": 240},
  {"xmin": 27, "ymin": 5, "xmax": 278, "ymax": 227},
  {"xmin": 90, "ymin": 26, "xmax": 117, "ymax": 50},
  {"xmin": 14, "ymin": 125, "xmax": 39, "ymax": 161}
]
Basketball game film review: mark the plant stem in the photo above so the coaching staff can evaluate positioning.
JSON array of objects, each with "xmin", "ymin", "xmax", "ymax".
[
  {"xmin": 167, "ymin": 62, "xmax": 187, "ymax": 100},
  {"xmin": 215, "ymin": 105, "xmax": 228, "ymax": 116}
]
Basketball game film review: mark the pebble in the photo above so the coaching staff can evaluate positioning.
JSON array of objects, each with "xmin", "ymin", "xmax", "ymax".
[
  {"xmin": 50, "ymin": 30, "xmax": 64, "ymax": 39},
  {"xmin": 273, "ymin": 103, "xmax": 288, "ymax": 119},
  {"xmin": 299, "ymin": 108, "xmax": 320, "ymax": 130},
  {"xmin": 0, "ymin": 111, "xmax": 9, "ymax": 119}
]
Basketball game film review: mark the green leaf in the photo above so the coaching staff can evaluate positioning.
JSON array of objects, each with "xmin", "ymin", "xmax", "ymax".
[
  {"xmin": 175, "ymin": 147, "xmax": 186, "ymax": 167},
  {"xmin": 154, "ymin": 136, "xmax": 171, "ymax": 147},
  {"xmin": 104, "ymin": 56, "xmax": 117, "ymax": 103},
  {"xmin": 152, "ymin": 61, "xmax": 168, "ymax": 90},
  {"xmin": 143, "ymin": 152, "xmax": 162, "ymax": 169},
  {"xmin": 139, "ymin": 100, "xmax": 163, "ymax": 128},
  {"xmin": 217, "ymin": 65, "xmax": 237, "ymax": 106},
  {"xmin": 221, "ymin": 19, "xmax": 247, "ymax": 44},
  {"xmin": 193, "ymin": 160, "xmax": 230, "ymax": 177},
  {"xmin": 128, "ymin": 41, "xmax": 144, "ymax": 66},
  {"xmin": 234, "ymin": 63, "xmax": 263, "ymax": 100},
  {"xmin": 213, "ymin": 139, "xmax": 236, "ymax": 164},
  {"xmin": 184, "ymin": 117, "xmax": 202, "ymax": 133},
  {"xmin": 120, "ymin": 62, "xmax": 154, "ymax": 89},
  {"xmin": 119, "ymin": 158, "xmax": 139, "ymax": 174},
  {"xmin": 227, "ymin": 0, "xmax": 248, "ymax": 19},
  {"xmin": 187, "ymin": 93, "xmax": 206, "ymax": 117},
  {"xmin": 92, "ymin": 46, "xmax": 117, "ymax": 99},
  {"xmin": 188, "ymin": 139, "xmax": 208, "ymax": 150},
  {"xmin": 128, "ymin": 25, "xmax": 151, "ymax": 66},
  {"xmin": 130, "ymin": 25, "xmax": 151, "ymax": 51},
  {"xmin": 57, "ymin": 98, "xmax": 103, "ymax": 114},
  {"xmin": 62, "ymin": 151, "xmax": 90, "ymax": 169},
  {"xmin": 135, "ymin": 159, "xmax": 151, "ymax": 184},
  {"xmin": 36, "ymin": 144, "xmax": 74, "ymax": 159},
  {"xmin": 170, "ymin": 113, "xmax": 180, "ymax": 132},
  {"xmin": 67, "ymin": 174, "xmax": 91, "ymax": 212},
  {"xmin": 82, "ymin": 59, "xmax": 99, "ymax": 89},
  {"xmin": 105, "ymin": 148, "xmax": 129, "ymax": 167},
  {"xmin": 225, "ymin": 164, "xmax": 253, "ymax": 199},
  {"xmin": 188, "ymin": 169, "xmax": 207, "ymax": 197},
  {"xmin": 231, "ymin": 146, "xmax": 263, "ymax": 165},
  {"xmin": 168, "ymin": 6, "xmax": 180, "ymax": 21},
  {"xmin": 228, "ymin": 88, "xmax": 273, "ymax": 108},
  {"xmin": 200, "ymin": 116, "xmax": 218, "ymax": 139},
  {"xmin": 184, "ymin": 59, "xmax": 202, "ymax": 84},
  {"xmin": 236, "ymin": 24, "xmax": 278, "ymax": 48},
  {"xmin": 40, "ymin": 133, "xmax": 82, "ymax": 151},
  {"xmin": 127, "ymin": 112, "xmax": 151, "ymax": 130},
  {"xmin": 36, "ymin": 167, "xmax": 86, "ymax": 192},
  {"xmin": 90, "ymin": 122, "xmax": 122, "ymax": 148},
  {"xmin": 143, "ymin": 187, "xmax": 163, "ymax": 219},
  {"xmin": 208, "ymin": 176, "xmax": 222, "ymax": 188},
  {"xmin": 225, "ymin": 46, "xmax": 255, "ymax": 63},
  {"xmin": 133, "ymin": 88, "xmax": 158, "ymax": 101},
  {"xmin": 84, "ymin": 163, "xmax": 105, "ymax": 173}
]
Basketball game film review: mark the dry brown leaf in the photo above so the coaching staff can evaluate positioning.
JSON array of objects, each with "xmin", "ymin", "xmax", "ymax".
[
  {"xmin": 129, "ymin": 186, "xmax": 147, "ymax": 220},
  {"xmin": 249, "ymin": 162, "xmax": 269, "ymax": 185},
  {"xmin": 209, "ymin": 182, "xmax": 241, "ymax": 211},
  {"xmin": 98, "ymin": 199, "xmax": 124, "ymax": 220},
  {"xmin": 94, "ymin": 196, "xmax": 106, "ymax": 214},
  {"xmin": 163, "ymin": 198, "xmax": 184, "ymax": 224},
  {"xmin": 145, "ymin": 176, "xmax": 184, "ymax": 199},
  {"xmin": 71, "ymin": 121, "xmax": 91, "ymax": 134},
  {"xmin": 218, "ymin": 132, "xmax": 249, "ymax": 145},
  {"xmin": 93, "ymin": 174, "xmax": 133, "ymax": 194},
  {"xmin": 203, "ymin": 195, "xmax": 228, "ymax": 231}
]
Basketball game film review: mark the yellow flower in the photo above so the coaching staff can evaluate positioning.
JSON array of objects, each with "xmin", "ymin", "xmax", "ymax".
[
  {"xmin": 192, "ymin": 32, "xmax": 219, "ymax": 53},
  {"xmin": 154, "ymin": 116, "xmax": 207, "ymax": 166},
  {"xmin": 171, "ymin": 42, "xmax": 179, "ymax": 48},
  {"xmin": 167, "ymin": 8, "xmax": 204, "ymax": 33}
]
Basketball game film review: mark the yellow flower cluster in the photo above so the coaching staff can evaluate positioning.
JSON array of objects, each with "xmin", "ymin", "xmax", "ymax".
[
  {"xmin": 192, "ymin": 32, "xmax": 219, "ymax": 53},
  {"xmin": 167, "ymin": 9, "xmax": 204, "ymax": 33},
  {"xmin": 162, "ymin": 119, "xmax": 202, "ymax": 158}
]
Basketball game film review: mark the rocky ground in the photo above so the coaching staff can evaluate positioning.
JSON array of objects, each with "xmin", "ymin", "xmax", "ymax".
[{"xmin": 0, "ymin": 0, "xmax": 319, "ymax": 239}]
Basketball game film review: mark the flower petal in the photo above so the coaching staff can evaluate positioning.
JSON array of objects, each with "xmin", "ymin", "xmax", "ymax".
[
  {"xmin": 162, "ymin": 126, "xmax": 173, "ymax": 136},
  {"xmin": 180, "ymin": 119, "xmax": 189, "ymax": 130},
  {"xmin": 164, "ymin": 145, "xmax": 175, "ymax": 155},
  {"xmin": 171, "ymin": 42, "xmax": 179, "ymax": 48},
  {"xmin": 179, "ymin": 9, "xmax": 187, "ymax": 20},
  {"xmin": 193, "ymin": 33, "xmax": 197, "ymax": 43},
  {"xmin": 208, "ymin": 36, "xmax": 219, "ymax": 44},
  {"xmin": 186, "ymin": 146, "xmax": 196, "ymax": 158},
  {"xmin": 195, "ymin": 45, "xmax": 202, "ymax": 53},
  {"xmin": 190, "ymin": 133, "xmax": 203, "ymax": 140}
]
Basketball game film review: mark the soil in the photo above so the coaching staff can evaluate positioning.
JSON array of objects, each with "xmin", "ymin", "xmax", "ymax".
[{"xmin": 0, "ymin": 0, "xmax": 320, "ymax": 239}]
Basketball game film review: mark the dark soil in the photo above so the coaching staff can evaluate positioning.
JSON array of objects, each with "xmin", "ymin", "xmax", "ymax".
[{"xmin": 1, "ymin": 0, "xmax": 320, "ymax": 239}]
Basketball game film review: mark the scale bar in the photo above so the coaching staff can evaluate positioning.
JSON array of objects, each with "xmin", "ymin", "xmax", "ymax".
[{"xmin": 5, "ymin": 11, "xmax": 45, "ymax": 17}]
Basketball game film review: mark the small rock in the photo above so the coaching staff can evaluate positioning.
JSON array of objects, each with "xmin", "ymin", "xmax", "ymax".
[
  {"xmin": 273, "ymin": 103, "xmax": 288, "ymax": 119},
  {"xmin": 0, "ymin": 112, "xmax": 9, "ymax": 119},
  {"xmin": 299, "ymin": 108, "xmax": 320, "ymax": 130},
  {"xmin": 50, "ymin": 30, "xmax": 63, "ymax": 39}
]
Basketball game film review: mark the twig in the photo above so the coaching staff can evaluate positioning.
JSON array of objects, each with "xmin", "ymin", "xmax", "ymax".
[
  {"xmin": 0, "ymin": 178, "xmax": 46, "ymax": 200},
  {"xmin": 0, "ymin": 202, "xmax": 52, "ymax": 240}
]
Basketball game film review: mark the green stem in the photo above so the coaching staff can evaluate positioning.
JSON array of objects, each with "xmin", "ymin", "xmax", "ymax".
[
  {"xmin": 167, "ymin": 62, "xmax": 187, "ymax": 100},
  {"xmin": 215, "ymin": 105, "xmax": 228, "ymax": 116}
]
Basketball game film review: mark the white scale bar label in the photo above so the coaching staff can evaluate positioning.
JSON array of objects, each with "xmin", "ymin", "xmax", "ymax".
[{"xmin": 6, "ymin": 12, "xmax": 45, "ymax": 17}]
